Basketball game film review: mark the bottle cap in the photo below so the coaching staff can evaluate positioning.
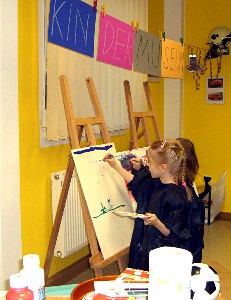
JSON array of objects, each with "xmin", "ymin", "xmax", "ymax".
[
  {"xmin": 9, "ymin": 274, "xmax": 27, "ymax": 289},
  {"xmin": 23, "ymin": 254, "xmax": 40, "ymax": 268}
]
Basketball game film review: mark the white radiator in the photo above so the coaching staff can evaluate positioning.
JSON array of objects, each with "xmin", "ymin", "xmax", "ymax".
[{"xmin": 51, "ymin": 170, "xmax": 88, "ymax": 258}]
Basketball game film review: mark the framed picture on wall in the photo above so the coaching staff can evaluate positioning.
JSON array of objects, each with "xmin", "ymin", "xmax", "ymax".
[{"xmin": 206, "ymin": 77, "xmax": 224, "ymax": 104}]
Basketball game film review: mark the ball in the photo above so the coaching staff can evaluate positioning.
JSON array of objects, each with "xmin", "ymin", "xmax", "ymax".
[{"xmin": 190, "ymin": 263, "xmax": 220, "ymax": 300}]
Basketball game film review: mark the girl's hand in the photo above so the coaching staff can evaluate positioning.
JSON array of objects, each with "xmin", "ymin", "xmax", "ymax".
[
  {"xmin": 103, "ymin": 154, "xmax": 117, "ymax": 168},
  {"xmin": 144, "ymin": 213, "xmax": 159, "ymax": 226},
  {"xmin": 129, "ymin": 158, "xmax": 143, "ymax": 170},
  {"xmin": 144, "ymin": 213, "xmax": 170, "ymax": 236},
  {"xmin": 103, "ymin": 153, "xmax": 135, "ymax": 183}
]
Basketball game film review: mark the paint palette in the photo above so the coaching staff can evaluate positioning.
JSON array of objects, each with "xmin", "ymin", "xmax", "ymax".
[
  {"xmin": 81, "ymin": 292, "xmax": 95, "ymax": 300},
  {"xmin": 113, "ymin": 211, "xmax": 151, "ymax": 219}
]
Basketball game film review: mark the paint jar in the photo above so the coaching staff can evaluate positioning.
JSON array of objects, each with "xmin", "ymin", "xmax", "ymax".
[
  {"xmin": 148, "ymin": 247, "xmax": 192, "ymax": 300},
  {"xmin": 20, "ymin": 254, "xmax": 45, "ymax": 300},
  {"xmin": 6, "ymin": 273, "xmax": 34, "ymax": 300}
]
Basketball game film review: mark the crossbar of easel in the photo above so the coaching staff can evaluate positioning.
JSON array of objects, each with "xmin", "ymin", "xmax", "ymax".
[
  {"xmin": 44, "ymin": 75, "xmax": 128, "ymax": 282},
  {"xmin": 124, "ymin": 80, "xmax": 161, "ymax": 149}
]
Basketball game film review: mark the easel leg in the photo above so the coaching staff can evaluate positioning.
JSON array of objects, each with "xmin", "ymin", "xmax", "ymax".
[
  {"xmin": 44, "ymin": 155, "xmax": 75, "ymax": 282},
  {"xmin": 117, "ymin": 257, "xmax": 127, "ymax": 272},
  {"xmin": 94, "ymin": 267, "xmax": 103, "ymax": 277}
]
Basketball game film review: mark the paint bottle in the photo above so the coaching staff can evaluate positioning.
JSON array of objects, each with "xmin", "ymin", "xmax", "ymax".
[
  {"xmin": 20, "ymin": 254, "xmax": 45, "ymax": 300},
  {"xmin": 0, "ymin": 291, "xmax": 7, "ymax": 300},
  {"xmin": 6, "ymin": 273, "xmax": 34, "ymax": 300}
]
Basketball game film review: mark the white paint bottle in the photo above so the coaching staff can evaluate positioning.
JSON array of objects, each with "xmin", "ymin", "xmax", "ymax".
[{"xmin": 20, "ymin": 254, "xmax": 45, "ymax": 300}]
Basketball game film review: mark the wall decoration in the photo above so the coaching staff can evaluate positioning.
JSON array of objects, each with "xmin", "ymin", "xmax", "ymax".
[
  {"xmin": 133, "ymin": 30, "xmax": 161, "ymax": 77},
  {"xmin": 206, "ymin": 77, "xmax": 224, "ymax": 104},
  {"xmin": 97, "ymin": 13, "xmax": 134, "ymax": 70},
  {"xmin": 71, "ymin": 143, "xmax": 134, "ymax": 260},
  {"xmin": 161, "ymin": 38, "xmax": 184, "ymax": 79},
  {"xmin": 48, "ymin": 0, "xmax": 96, "ymax": 57},
  {"xmin": 47, "ymin": 1, "xmax": 187, "ymax": 79},
  {"xmin": 185, "ymin": 46, "xmax": 208, "ymax": 91},
  {"xmin": 205, "ymin": 27, "xmax": 231, "ymax": 60},
  {"xmin": 185, "ymin": 27, "xmax": 231, "ymax": 91}
]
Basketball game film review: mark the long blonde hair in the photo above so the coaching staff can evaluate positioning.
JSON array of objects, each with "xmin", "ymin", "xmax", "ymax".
[{"xmin": 148, "ymin": 139, "xmax": 192, "ymax": 200}]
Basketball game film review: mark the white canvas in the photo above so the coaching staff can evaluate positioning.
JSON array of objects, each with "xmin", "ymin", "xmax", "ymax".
[{"xmin": 71, "ymin": 143, "xmax": 134, "ymax": 260}]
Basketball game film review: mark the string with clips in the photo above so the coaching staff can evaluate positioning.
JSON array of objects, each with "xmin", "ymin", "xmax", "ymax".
[
  {"xmin": 131, "ymin": 20, "xmax": 139, "ymax": 32},
  {"xmin": 93, "ymin": 0, "xmax": 106, "ymax": 15},
  {"xmin": 93, "ymin": 2, "xmax": 213, "ymax": 91},
  {"xmin": 159, "ymin": 31, "xmax": 166, "ymax": 41}
]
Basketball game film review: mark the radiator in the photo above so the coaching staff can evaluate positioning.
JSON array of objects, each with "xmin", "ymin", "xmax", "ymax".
[{"xmin": 51, "ymin": 170, "xmax": 88, "ymax": 258}]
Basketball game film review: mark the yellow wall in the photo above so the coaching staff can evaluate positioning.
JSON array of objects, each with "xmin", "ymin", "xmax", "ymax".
[
  {"xmin": 148, "ymin": 0, "xmax": 165, "ymax": 138},
  {"xmin": 183, "ymin": 0, "xmax": 231, "ymax": 212}
]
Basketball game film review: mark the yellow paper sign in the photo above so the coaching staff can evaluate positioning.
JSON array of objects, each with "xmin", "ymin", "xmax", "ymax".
[{"xmin": 161, "ymin": 38, "xmax": 184, "ymax": 79}]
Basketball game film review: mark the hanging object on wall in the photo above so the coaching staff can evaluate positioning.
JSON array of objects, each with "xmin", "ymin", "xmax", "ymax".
[
  {"xmin": 204, "ymin": 27, "xmax": 231, "ymax": 78},
  {"xmin": 186, "ymin": 27, "xmax": 231, "ymax": 90},
  {"xmin": 205, "ymin": 27, "xmax": 231, "ymax": 59},
  {"xmin": 186, "ymin": 45, "xmax": 208, "ymax": 90}
]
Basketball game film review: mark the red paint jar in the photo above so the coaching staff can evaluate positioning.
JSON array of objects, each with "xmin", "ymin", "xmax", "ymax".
[{"xmin": 6, "ymin": 274, "xmax": 34, "ymax": 300}]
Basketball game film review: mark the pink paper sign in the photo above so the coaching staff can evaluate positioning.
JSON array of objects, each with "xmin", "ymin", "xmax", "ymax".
[{"xmin": 97, "ymin": 13, "xmax": 134, "ymax": 70}]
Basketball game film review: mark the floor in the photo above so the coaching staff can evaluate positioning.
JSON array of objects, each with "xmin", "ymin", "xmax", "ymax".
[
  {"xmin": 202, "ymin": 220, "xmax": 231, "ymax": 272},
  {"xmin": 68, "ymin": 220, "xmax": 231, "ymax": 298}
]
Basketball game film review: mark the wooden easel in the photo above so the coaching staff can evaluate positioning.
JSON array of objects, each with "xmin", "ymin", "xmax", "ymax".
[
  {"xmin": 124, "ymin": 80, "xmax": 161, "ymax": 149},
  {"xmin": 44, "ymin": 75, "xmax": 128, "ymax": 282}
]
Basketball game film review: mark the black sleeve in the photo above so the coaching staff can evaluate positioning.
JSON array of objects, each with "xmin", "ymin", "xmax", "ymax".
[
  {"xmin": 127, "ymin": 167, "xmax": 151, "ymax": 198},
  {"xmin": 162, "ymin": 188, "xmax": 191, "ymax": 240}
]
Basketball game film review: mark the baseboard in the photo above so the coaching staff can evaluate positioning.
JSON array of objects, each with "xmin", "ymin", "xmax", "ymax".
[
  {"xmin": 46, "ymin": 254, "xmax": 91, "ymax": 287},
  {"xmin": 215, "ymin": 212, "xmax": 231, "ymax": 221}
]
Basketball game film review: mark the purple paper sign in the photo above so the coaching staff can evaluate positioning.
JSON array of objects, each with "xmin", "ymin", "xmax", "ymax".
[{"xmin": 97, "ymin": 13, "xmax": 134, "ymax": 70}]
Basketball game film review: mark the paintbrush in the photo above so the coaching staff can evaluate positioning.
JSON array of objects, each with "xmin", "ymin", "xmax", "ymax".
[
  {"xmin": 95, "ymin": 154, "xmax": 146, "ymax": 165},
  {"xmin": 93, "ymin": 154, "xmax": 123, "ymax": 162}
]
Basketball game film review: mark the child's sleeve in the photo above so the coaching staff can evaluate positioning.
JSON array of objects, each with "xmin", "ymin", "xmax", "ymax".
[
  {"xmin": 163, "ymin": 189, "xmax": 191, "ymax": 240},
  {"xmin": 127, "ymin": 167, "xmax": 151, "ymax": 200}
]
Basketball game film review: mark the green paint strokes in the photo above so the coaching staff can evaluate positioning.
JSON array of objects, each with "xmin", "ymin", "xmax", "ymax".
[{"xmin": 93, "ymin": 198, "xmax": 125, "ymax": 219}]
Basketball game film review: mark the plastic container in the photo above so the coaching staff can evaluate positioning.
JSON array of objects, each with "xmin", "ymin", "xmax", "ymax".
[
  {"xmin": 6, "ymin": 273, "xmax": 34, "ymax": 300},
  {"xmin": 0, "ymin": 291, "xmax": 7, "ymax": 300},
  {"xmin": 20, "ymin": 254, "xmax": 45, "ymax": 300}
]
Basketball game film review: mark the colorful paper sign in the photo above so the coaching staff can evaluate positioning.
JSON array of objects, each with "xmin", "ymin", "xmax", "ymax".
[
  {"xmin": 133, "ymin": 30, "xmax": 161, "ymax": 77},
  {"xmin": 97, "ymin": 13, "xmax": 135, "ymax": 70},
  {"xmin": 48, "ymin": 0, "xmax": 96, "ymax": 57},
  {"xmin": 161, "ymin": 38, "xmax": 184, "ymax": 79}
]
